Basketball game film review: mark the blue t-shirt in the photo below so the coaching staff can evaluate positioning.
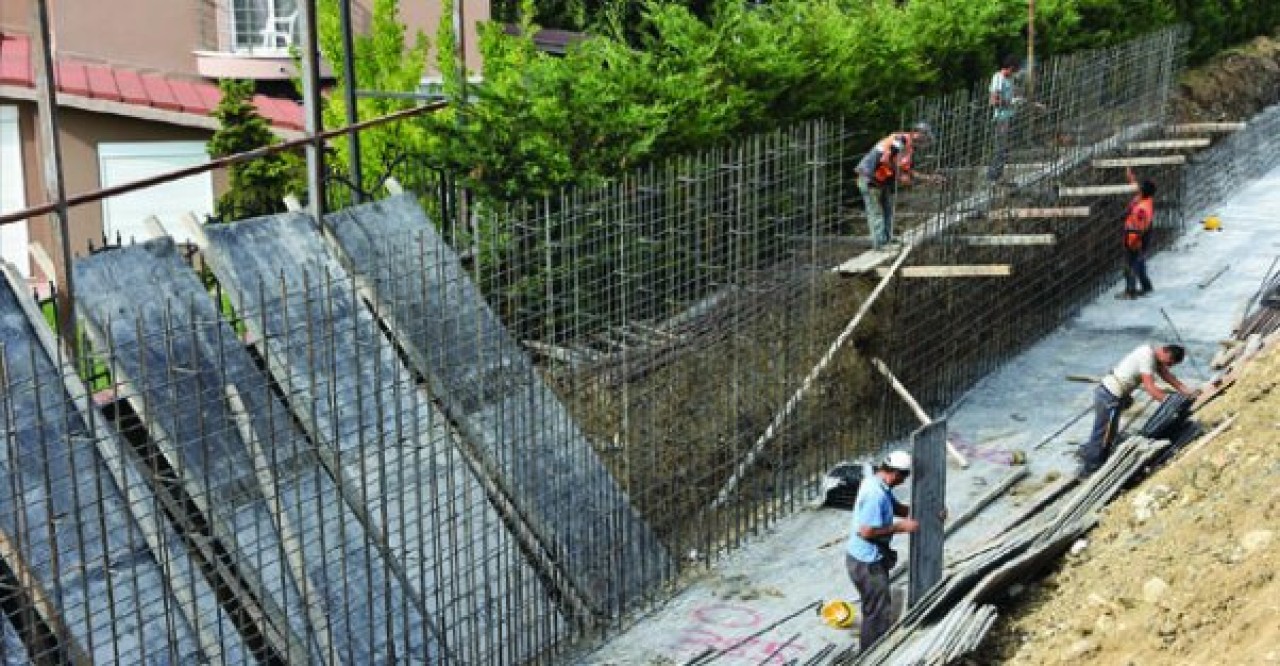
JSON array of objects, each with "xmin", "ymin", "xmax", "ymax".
[{"xmin": 847, "ymin": 475, "xmax": 896, "ymax": 562}]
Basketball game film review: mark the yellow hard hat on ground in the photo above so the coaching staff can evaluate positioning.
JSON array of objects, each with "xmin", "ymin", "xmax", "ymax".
[
  {"xmin": 820, "ymin": 599, "xmax": 857, "ymax": 629},
  {"xmin": 1203, "ymin": 215, "xmax": 1222, "ymax": 231}
]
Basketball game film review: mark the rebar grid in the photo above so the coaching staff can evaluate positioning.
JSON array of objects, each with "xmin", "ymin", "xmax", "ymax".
[
  {"xmin": 0, "ymin": 27, "xmax": 1214, "ymax": 666},
  {"xmin": 882, "ymin": 27, "xmax": 1189, "ymax": 416}
]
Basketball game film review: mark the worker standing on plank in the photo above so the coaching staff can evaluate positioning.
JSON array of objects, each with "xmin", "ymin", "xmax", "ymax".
[
  {"xmin": 1078, "ymin": 343, "xmax": 1195, "ymax": 477},
  {"xmin": 987, "ymin": 55, "xmax": 1022, "ymax": 183},
  {"xmin": 1117, "ymin": 167, "xmax": 1157, "ymax": 299},
  {"xmin": 846, "ymin": 450, "xmax": 917, "ymax": 652},
  {"xmin": 855, "ymin": 123, "xmax": 934, "ymax": 250}
]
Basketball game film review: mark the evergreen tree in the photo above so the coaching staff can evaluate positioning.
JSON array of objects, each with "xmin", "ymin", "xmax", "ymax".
[{"xmin": 207, "ymin": 79, "xmax": 302, "ymax": 222}]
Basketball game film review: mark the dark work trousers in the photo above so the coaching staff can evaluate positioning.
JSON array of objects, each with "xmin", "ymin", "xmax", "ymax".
[
  {"xmin": 1079, "ymin": 384, "xmax": 1129, "ymax": 476},
  {"xmin": 1124, "ymin": 247, "xmax": 1153, "ymax": 294},
  {"xmin": 846, "ymin": 553, "xmax": 893, "ymax": 651},
  {"xmin": 987, "ymin": 119, "xmax": 1011, "ymax": 182}
]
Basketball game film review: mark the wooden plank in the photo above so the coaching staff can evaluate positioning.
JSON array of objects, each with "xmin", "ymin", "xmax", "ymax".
[
  {"xmin": 1058, "ymin": 183, "xmax": 1138, "ymax": 197},
  {"xmin": 957, "ymin": 234, "xmax": 1056, "ymax": 246},
  {"xmin": 833, "ymin": 246, "xmax": 901, "ymax": 275},
  {"xmin": 0, "ymin": 527, "xmax": 91, "ymax": 664},
  {"xmin": 715, "ymin": 246, "xmax": 916, "ymax": 508},
  {"xmin": 875, "ymin": 265, "xmax": 1011, "ymax": 278},
  {"xmin": 870, "ymin": 357, "xmax": 968, "ymax": 467},
  {"xmin": 1128, "ymin": 138, "xmax": 1210, "ymax": 150},
  {"xmin": 1092, "ymin": 154, "xmax": 1186, "ymax": 168},
  {"xmin": 989, "ymin": 207, "xmax": 1089, "ymax": 220},
  {"xmin": 1166, "ymin": 122, "xmax": 1245, "ymax": 133},
  {"xmin": 27, "ymin": 242, "xmax": 57, "ymax": 285},
  {"xmin": 227, "ymin": 385, "xmax": 339, "ymax": 665}
]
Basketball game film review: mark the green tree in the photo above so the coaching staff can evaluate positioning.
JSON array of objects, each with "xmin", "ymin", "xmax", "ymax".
[
  {"xmin": 315, "ymin": 0, "xmax": 440, "ymax": 201},
  {"xmin": 207, "ymin": 79, "xmax": 302, "ymax": 221}
]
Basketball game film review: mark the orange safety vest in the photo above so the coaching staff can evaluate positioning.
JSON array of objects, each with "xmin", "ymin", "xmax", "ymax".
[
  {"xmin": 872, "ymin": 133, "xmax": 914, "ymax": 186},
  {"xmin": 1123, "ymin": 195, "xmax": 1154, "ymax": 251}
]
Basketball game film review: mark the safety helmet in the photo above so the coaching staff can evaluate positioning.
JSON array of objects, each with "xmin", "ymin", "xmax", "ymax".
[
  {"xmin": 1202, "ymin": 215, "xmax": 1222, "ymax": 231},
  {"xmin": 882, "ymin": 450, "xmax": 912, "ymax": 473},
  {"xmin": 912, "ymin": 121, "xmax": 934, "ymax": 141},
  {"xmin": 820, "ymin": 599, "xmax": 857, "ymax": 629}
]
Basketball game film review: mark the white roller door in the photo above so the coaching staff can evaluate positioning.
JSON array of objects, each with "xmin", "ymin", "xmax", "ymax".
[
  {"xmin": 98, "ymin": 141, "xmax": 213, "ymax": 246},
  {"xmin": 0, "ymin": 106, "xmax": 28, "ymax": 277}
]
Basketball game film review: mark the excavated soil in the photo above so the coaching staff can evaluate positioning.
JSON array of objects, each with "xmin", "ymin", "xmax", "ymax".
[
  {"xmin": 979, "ymin": 340, "xmax": 1280, "ymax": 665},
  {"xmin": 1170, "ymin": 31, "xmax": 1280, "ymax": 122}
]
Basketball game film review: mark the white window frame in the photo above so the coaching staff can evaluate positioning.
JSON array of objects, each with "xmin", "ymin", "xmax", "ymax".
[
  {"xmin": 230, "ymin": 0, "xmax": 299, "ymax": 55},
  {"xmin": 0, "ymin": 106, "xmax": 28, "ymax": 278}
]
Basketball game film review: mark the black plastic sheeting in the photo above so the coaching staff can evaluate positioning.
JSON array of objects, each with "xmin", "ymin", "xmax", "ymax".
[
  {"xmin": 74, "ymin": 239, "xmax": 444, "ymax": 664},
  {"xmin": 322, "ymin": 194, "xmax": 672, "ymax": 612},
  {"xmin": 0, "ymin": 266, "xmax": 248, "ymax": 664},
  {"xmin": 200, "ymin": 213, "xmax": 566, "ymax": 664}
]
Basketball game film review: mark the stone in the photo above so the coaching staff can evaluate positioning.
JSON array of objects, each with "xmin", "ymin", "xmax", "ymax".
[
  {"xmin": 1143, "ymin": 577, "xmax": 1170, "ymax": 605},
  {"xmin": 1063, "ymin": 639, "xmax": 1099, "ymax": 662},
  {"xmin": 1241, "ymin": 530, "xmax": 1274, "ymax": 554}
]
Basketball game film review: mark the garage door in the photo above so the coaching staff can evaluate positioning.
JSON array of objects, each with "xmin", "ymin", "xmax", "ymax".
[
  {"xmin": 0, "ymin": 106, "xmax": 28, "ymax": 277},
  {"xmin": 98, "ymin": 141, "xmax": 214, "ymax": 246}
]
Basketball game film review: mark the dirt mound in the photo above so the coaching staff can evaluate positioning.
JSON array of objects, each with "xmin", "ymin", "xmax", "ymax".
[
  {"xmin": 1171, "ymin": 31, "xmax": 1280, "ymax": 122},
  {"xmin": 980, "ymin": 340, "xmax": 1280, "ymax": 665}
]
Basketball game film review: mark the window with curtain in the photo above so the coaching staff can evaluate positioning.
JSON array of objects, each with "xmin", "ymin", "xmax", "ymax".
[{"xmin": 232, "ymin": 0, "xmax": 299, "ymax": 52}]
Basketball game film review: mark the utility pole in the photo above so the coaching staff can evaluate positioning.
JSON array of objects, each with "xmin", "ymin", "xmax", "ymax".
[
  {"xmin": 339, "ymin": 0, "xmax": 363, "ymax": 203},
  {"xmin": 300, "ymin": 0, "xmax": 326, "ymax": 223},
  {"xmin": 1026, "ymin": 0, "xmax": 1036, "ymax": 98},
  {"xmin": 32, "ymin": 0, "xmax": 77, "ymax": 354}
]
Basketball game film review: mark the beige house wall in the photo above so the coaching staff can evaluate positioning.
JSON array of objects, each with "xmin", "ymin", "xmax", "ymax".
[
  {"xmin": 15, "ymin": 103, "xmax": 223, "ymax": 280},
  {"xmin": 2, "ymin": 0, "xmax": 489, "ymax": 79}
]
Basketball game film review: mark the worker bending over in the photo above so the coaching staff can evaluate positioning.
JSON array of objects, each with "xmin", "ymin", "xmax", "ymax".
[{"xmin": 1078, "ymin": 343, "xmax": 1195, "ymax": 477}]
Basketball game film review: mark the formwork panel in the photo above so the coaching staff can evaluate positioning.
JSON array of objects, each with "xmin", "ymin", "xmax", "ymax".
[
  {"xmin": 74, "ymin": 239, "xmax": 444, "ymax": 664},
  {"xmin": 201, "ymin": 213, "xmax": 568, "ymax": 664},
  {"xmin": 909, "ymin": 420, "xmax": 947, "ymax": 607},
  {"xmin": 0, "ymin": 265, "xmax": 248, "ymax": 665},
  {"xmin": 323, "ymin": 194, "xmax": 671, "ymax": 611}
]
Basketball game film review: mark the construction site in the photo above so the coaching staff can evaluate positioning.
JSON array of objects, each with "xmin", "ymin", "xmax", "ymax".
[{"xmin": 0, "ymin": 6, "xmax": 1279, "ymax": 665}]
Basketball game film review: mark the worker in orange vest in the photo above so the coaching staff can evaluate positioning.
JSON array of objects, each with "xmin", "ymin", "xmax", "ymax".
[
  {"xmin": 1117, "ymin": 167, "xmax": 1156, "ymax": 299},
  {"xmin": 855, "ymin": 122, "xmax": 934, "ymax": 250}
]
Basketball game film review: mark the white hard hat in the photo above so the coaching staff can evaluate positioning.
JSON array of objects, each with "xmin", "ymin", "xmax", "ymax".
[{"xmin": 882, "ymin": 450, "xmax": 912, "ymax": 472}]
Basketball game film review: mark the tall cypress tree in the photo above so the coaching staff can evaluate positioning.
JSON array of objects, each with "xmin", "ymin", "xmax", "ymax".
[{"xmin": 207, "ymin": 79, "xmax": 302, "ymax": 222}]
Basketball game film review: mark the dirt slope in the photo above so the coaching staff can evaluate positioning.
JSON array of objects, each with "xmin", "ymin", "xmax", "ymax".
[
  {"xmin": 981, "ymin": 340, "xmax": 1280, "ymax": 665},
  {"xmin": 1170, "ymin": 30, "xmax": 1280, "ymax": 122}
]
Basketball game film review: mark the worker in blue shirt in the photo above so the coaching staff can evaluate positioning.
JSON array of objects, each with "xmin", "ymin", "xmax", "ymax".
[{"xmin": 846, "ymin": 450, "xmax": 917, "ymax": 651}]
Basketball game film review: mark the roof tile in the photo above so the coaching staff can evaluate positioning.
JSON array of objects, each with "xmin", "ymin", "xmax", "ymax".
[
  {"xmin": 3, "ymin": 33, "xmax": 303, "ymax": 131},
  {"xmin": 139, "ymin": 74, "xmax": 182, "ymax": 111},
  {"xmin": 56, "ymin": 61, "xmax": 91, "ymax": 97},
  {"xmin": 84, "ymin": 65, "xmax": 123, "ymax": 102},
  {"xmin": 0, "ymin": 35, "xmax": 34, "ymax": 86},
  {"xmin": 194, "ymin": 81, "xmax": 221, "ymax": 112},
  {"xmin": 113, "ymin": 69, "xmax": 149, "ymax": 106},
  {"xmin": 166, "ymin": 79, "xmax": 206, "ymax": 114}
]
